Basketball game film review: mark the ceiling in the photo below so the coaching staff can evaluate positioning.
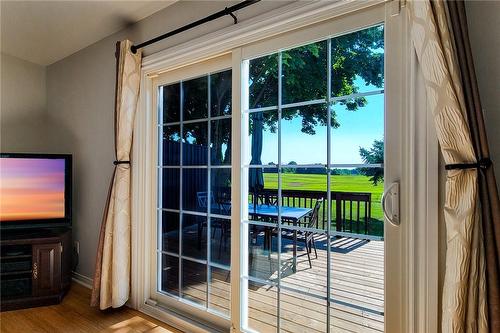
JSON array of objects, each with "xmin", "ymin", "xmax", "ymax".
[{"xmin": 1, "ymin": 1, "xmax": 175, "ymax": 66}]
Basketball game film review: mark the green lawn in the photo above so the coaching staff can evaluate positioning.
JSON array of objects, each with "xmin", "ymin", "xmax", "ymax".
[{"xmin": 261, "ymin": 173, "xmax": 384, "ymax": 237}]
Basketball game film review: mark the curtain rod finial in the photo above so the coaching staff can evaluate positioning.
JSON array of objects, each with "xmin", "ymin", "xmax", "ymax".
[{"xmin": 130, "ymin": 45, "xmax": 138, "ymax": 54}]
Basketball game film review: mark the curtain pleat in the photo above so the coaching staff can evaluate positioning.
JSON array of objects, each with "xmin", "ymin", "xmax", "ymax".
[
  {"xmin": 447, "ymin": 2, "xmax": 500, "ymax": 331},
  {"xmin": 91, "ymin": 40, "xmax": 142, "ymax": 309},
  {"xmin": 408, "ymin": 0, "xmax": 489, "ymax": 331}
]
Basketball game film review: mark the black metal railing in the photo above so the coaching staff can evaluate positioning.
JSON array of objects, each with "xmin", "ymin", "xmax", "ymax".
[{"xmin": 250, "ymin": 189, "xmax": 372, "ymax": 234}]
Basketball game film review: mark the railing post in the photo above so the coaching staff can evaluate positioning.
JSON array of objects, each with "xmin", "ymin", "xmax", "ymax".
[{"xmin": 336, "ymin": 193, "xmax": 342, "ymax": 233}]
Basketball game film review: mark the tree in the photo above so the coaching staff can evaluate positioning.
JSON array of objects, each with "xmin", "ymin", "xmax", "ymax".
[
  {"xmin": 249, "ymin": 25, "xmax": 384, "ymax": 136},
  {"xmin": 283, "ymin": 161, "xmax": 297, "ymax": 174},
  {"xmin": 164, "ymin": 26, "xmax": 385, "ymax": 166},
  {"xmin": 358, "ymin": 139, "xmax": 384, "ymax": 186}
]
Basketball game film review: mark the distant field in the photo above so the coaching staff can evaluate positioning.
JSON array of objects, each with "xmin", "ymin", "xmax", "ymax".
[{"xmin": 262, "ymin": 173, "xmax": 384, "ymax": 236}]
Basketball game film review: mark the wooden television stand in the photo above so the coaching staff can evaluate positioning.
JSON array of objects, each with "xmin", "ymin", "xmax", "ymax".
[{"xmin": 0, "ymin": 228, "xmax": 72, "ymax": 311}]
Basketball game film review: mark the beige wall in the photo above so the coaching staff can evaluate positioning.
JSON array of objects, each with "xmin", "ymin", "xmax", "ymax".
[
  {"xmin": 1, "ymin": 53, "xmax": 48, "ymax": 152},
  {"xmin": 46, "ymin": 0, "xmax": 292, "ymax": 279}
]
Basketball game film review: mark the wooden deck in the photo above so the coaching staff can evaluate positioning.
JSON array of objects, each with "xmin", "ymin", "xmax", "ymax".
[
  {"xmin": 168, "ymin": 233, "xmax": 384, "ymax": 333},
  {"xmin": 245, "ymin": 235, "xmax": 384, "ymax": 333}
]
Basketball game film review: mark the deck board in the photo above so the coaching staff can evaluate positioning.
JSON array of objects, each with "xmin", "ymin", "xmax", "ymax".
[
  {"xmin": 245, "ymin": 236, "xmax": 384, "ymax": 332},
  {"xmin": 165, "ymin": 235, "xmax": 384, "ymax": 332}
]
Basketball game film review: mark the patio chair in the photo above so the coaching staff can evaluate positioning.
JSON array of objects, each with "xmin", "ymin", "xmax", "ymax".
[
  {"xmin": 267, "ymin": 198, "xmax": 324, "ymax": 269},
  {"xmin": 302, "ymin": 198, "xmax": 323, "ymax": 268},
  {"xmin": 196, "ymin": 191, "xmax": 225, "ymax": 249}
]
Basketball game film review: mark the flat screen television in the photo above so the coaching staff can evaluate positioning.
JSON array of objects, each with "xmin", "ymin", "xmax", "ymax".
[{"xmin": 0, "ymin": 153, "xmax": 72, "ymax": 230}]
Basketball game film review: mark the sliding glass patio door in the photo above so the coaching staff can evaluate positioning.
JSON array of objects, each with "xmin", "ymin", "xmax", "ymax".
[
  {"xmin": 240, "ymin": 24, "xmax": 386, "ymax": 333},
  {"xmin": 152, "ymin": 55, "xmax": 233, "ymax": 327},
  {"xmin": 149, "ymin": 4, "xmax": 405, "ymax": 332}
]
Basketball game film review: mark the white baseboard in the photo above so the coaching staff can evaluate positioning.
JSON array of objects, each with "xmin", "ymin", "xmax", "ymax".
[{"xmin": 72, "ymin": 271, "xmax": 93, "ymax": 289}]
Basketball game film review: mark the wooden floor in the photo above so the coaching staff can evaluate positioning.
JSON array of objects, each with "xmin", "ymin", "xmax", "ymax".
[{"xmin": 0, "ymin": 283, "xmax": 182, "ymax": 333}]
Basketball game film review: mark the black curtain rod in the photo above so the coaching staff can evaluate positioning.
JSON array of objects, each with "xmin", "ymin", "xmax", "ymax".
[{"xmin": 131, "ymin": 0, "xmax": 261, "ymax": 53}]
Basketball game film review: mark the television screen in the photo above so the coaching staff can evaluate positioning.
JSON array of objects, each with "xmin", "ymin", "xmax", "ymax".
[{"xmin": 0, "ymin": 157, "xmax": 66, "ymax": 222}]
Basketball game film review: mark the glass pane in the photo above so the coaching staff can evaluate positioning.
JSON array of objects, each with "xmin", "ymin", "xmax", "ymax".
[
  {"xmin": 182, "ymin": 169, "xmax": 208, "ymax": 212},
  {"xmin": 161, "ymin": 211, "xmax": 179, "ymax": 254},
  {"xmin": 211, "ymin": 70, "xmax": 232, "ymax": 117},
  {"xmin": 209, "ymin": 267, "xmax": 230, "ymax": 316},
  {"xmin": 248, "ymin": 111, "xmax": 278, "ymax": 166},
  {"xmin": 211, "ymin": 119, "xmax": 231, "ymax": 166},
  {"xmin": 249, "ymin": 54, "xmax": 278, "ymax": 109},
  {"xmin": 279, "ymin": 226, "xmax": 328, "ymax": 293},
  {"xmin": 162, "ymin": 169, "xmax": 179, "ymax": 210},
  {"xmin": 245, "ymin": 280, "xmax": 278, "ymax": 333},
  {"xmin": 160, "ymin": 254, "xmax": 179, "ymax": 296},
  {"xmin": 282, "ymin": 40, "xmax": 327, "ymax": 105},
  {"xmin": 182, "ymin": 213, "xmax": 207, "ymax": 260},
  {"xmin": 330, "ymin": 237, "xmax": 384, "ymax": 332},
  {"xmin": 281, "ymin": 104, "xmax": 328, "ymax": 165},
  {"xmin": 246, "ymin": 165, "xmax": 278, "ymax": 223},
  {"xmin": 280, "ymin": 289, "xmax": 327, "ymax": 333},
  {"xmin": 211, "ymin": 168, "xmax": 231, "ymax": 216},
  {"xmin": 330, "ymin": 94, "xmax": 384, "ymax": 165},
  {"xmin": 181, "ymin": 259, "xmax": 207, "ymax": 306},
  {"xmin": 279, "ymin": 168, "xmax": 327, "ymax": 229},
  {"xmin": 331, "ymin": 25, "xmax": 384, "ymax": 98},
  {"xmin": 183, "ymin": 121, "xmax": 208, "ymax": 166},
  {"xmin": 162, "ymin": 125, "xmax": 181, "ymax": 166},
  {"xmin": 162, "ymin": 83, "xmax": 180, "ymax": 123},
  {"xmin": 210, "ymin": 218, "xmax": 230, "ymax": 267},
  {"xmin": 331, "ymin": 173, "xmax": 383, "ymax": 237},
  {"xmin": 247, "ymin": 224, "xmax": 278, "ymax": 282},
  {"xmin": 183, "ymin": 76, "xmax": 208, "ymax": 121}
]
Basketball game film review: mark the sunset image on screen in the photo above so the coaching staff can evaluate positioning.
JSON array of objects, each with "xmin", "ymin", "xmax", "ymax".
[{"xmin": 0, "ymin": 158, "xmax": 65, "ymax": 221}]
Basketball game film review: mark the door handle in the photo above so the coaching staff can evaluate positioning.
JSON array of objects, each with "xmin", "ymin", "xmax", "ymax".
[{"xmin": 381, "ymin": 181, "xmax": 400, "ymax": 226}]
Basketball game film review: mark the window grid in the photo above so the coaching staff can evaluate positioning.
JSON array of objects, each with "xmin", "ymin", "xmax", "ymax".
[
  {"xmin": 276, "ymin": 50, "xmax": 283, "ymax": 332},
  {"xmin": 242, "ymin": 30, "xmax": 384, "ymax": 333},
  {"xmin": 157, "ymin": 69, "xmax": 232, "ymax": 319}
]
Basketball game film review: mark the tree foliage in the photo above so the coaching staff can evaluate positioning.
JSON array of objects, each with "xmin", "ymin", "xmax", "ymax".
[
  {"xmin": 358, "ymin": 139, "xmax": 384, "ymax": 186},
  {"xmin": 249, "ymin": 25, "xmax": 384, "ymax": 136},
  {"xmin": 164, "ymin": 26, "xmax": 385, "ymax": 166}
]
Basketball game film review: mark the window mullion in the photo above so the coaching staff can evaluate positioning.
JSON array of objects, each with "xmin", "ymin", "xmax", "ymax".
[
  {"xmin": 179, "ymin": 80, "xmax": 184, "ymax": 300},
  {"xmin": 207, "ymin": 73, "xmax": 212, "ymax": 311},
  {"xmin": 326, "ymin": 37, "xmax": 332, "ymax": 333},
  {"xmin": 276, "ymin": 50, "xmax": 283, "ymax": 333}
]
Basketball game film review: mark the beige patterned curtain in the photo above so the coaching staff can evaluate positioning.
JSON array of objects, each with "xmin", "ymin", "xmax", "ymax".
[
  {"xmin": 408, "ymin": 1, "xmax": 489, "ymax": 332},
  {"xmin": 91, "ymin": 40, "xmax": 142, "ymax": 309}
]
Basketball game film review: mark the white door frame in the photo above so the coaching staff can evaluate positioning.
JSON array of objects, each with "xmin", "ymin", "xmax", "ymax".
[{"xmin": 131, "ymin": 1, "xmax": 438, "ymax": 332}]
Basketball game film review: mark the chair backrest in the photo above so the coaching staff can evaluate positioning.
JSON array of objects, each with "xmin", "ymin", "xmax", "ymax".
[
  {"xmin": 197, "ymin": 192, "xmax": 208, "ymax": 208},
  {"xmin": 197, "ymin": 191, "xmax": 217, "ymax": 208},
  {"xmin": 308, "ymin": 198, "xmax": 324, "ymax": 229}
]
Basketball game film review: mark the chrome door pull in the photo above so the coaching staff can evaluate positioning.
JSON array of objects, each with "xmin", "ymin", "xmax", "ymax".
[{"xmin": 382, "ymin": 181, "xmax": 400, "ymax": 226}]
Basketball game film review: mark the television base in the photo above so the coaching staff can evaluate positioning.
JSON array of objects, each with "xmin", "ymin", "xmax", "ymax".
[{"xmin": 0, "ymin": 228, "xmax": 72, "ymax": 311}]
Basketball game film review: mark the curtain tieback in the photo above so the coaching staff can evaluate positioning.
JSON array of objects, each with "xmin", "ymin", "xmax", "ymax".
[
  {"xmin": 445, "ymin": 157, "xmax": 492, "ymax": 170},
  {"xmin": 113, "ymin": 160, "xmax": 131, "ymax": 165}
]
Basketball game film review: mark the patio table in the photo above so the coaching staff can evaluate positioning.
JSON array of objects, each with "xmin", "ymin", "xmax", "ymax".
[{"xmin": 248, "ymin": 204, "xmax": 312, "ymax": 271}]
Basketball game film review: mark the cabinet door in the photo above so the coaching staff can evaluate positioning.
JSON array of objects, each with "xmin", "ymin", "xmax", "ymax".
[{"xmin": 32, "ymin": 243, "xmax": 61, "ymax": 296}]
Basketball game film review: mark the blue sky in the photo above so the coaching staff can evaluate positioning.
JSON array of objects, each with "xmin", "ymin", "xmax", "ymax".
[{"xmin": 255, "ymin": 93, "xmax": 384, "ymax": 166}]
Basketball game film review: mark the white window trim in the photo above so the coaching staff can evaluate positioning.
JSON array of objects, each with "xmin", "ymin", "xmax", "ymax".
[{"xmin": 131, "ymin": 1, "xmax": 439, "ymax": 332}]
